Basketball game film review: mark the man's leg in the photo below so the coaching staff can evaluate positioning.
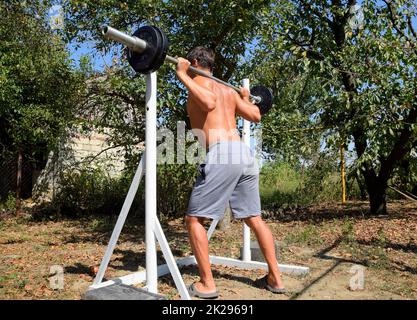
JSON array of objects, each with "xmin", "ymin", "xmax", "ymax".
[
  {"xmin": 185, "ymin": 215, "xmax": 217, "ymax": 293},
  {"xmin": 243, "ymin": 216, "xmax": 285, "ymax": 289}
]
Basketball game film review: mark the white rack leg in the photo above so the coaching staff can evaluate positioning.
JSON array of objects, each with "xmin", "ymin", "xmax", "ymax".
[
  {"xmin": 154, "ymin": 219, "xmax": 191, "ymax": 300},
  {"xmin": 145, "ymin": 72, "xmax": 158, "ymax": 294},
  {"xmin": 242, "ymin": 78, "xmax": 252, "ymax": 262},
  {"xmin": 92, "ymin": 156, "xmax": 145, "ymax": 286},
  {"xmin": 207, "ymin": 219, "xmax": 219, "ymax": 241}
]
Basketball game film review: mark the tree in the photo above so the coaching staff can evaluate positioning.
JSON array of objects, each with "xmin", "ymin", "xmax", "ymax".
[
  {"xmin": 0, "ymin": 1, "xmax": 84, "ymax": 205},
  {"xmin": 62, "ymin": 0, "xmax": 417, "ymax": 216},
  {"xmin": 62, "ymin": 0, "xmax": 274, "ymax": 160},
  {"xmin": 256, "ymin": 0, "xmax": 417, "ymax": 214}
]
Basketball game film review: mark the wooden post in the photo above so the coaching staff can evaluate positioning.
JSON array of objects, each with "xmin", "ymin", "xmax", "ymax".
[{"xmin": 340, "ymin": 144, "xmax": 346, "ymax": 204}]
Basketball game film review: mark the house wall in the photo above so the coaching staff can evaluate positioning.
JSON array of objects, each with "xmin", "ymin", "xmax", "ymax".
[
  {"xmin": 69, "ymin": 132, "xmax": 126, "ymax": 175},
  {"xmin": 32, "ymin": 130, "xmax": 143, "ymax": 201}
]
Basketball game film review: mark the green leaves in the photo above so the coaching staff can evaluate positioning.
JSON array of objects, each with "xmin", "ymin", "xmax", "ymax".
[
  {"xmin": 244, "ymin": 0, "xmax": 417, "ymax": 211},
  {"xmin": 0, "ymin": 1, "xmax": 85, "ymax": 158}
]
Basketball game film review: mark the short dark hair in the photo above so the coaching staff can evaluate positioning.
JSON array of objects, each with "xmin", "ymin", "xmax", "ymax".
[{"xmin": 186, "ymin": 47, "xmax": 215, "ymax": 71}]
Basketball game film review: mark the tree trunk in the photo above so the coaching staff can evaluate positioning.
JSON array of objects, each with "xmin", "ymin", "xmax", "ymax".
[
  {"xmin": 218, "ymin": 205, "xmax": 232, "ymax": 230},
  {"xmin": 365, "ymin": 177, "xmax": 388, "ymax": 215},
  {"xmin": 368, "ymin": 187, "xmax": 387, "ymax": 215},
  {"xmin": 16, "ymin": 149, "xmax": 23, "ymax": 212}
]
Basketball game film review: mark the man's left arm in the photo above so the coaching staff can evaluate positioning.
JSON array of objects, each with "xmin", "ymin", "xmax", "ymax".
[{"xmin": 176, "ymin": 58, "xmax": 217, "ymax": 112}]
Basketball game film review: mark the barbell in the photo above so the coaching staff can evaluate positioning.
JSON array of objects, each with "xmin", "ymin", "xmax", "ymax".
[{"xmin": 102, "ymin": 25, "xmax": 274, "ymax": 115}]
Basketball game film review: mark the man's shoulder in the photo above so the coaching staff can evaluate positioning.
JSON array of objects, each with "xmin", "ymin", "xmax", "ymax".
[
  {"xmin": 193, "ymin": 75, "xmax": 213, "ymax": 86},
  {"xmin": 193, "ymin": 75, "xmax": 236, "ymax": 96}
]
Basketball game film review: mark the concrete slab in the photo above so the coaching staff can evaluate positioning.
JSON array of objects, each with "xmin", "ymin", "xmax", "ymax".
[{"xmin": 82, "ymin": 284, "xmax": 166, "ymax": 300}]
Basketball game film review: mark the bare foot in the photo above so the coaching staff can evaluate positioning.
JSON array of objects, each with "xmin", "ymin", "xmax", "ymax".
[
  {"xmin": 194, "ymin": 280, "xmax": 217, "ymax": 293},
  {"xmin": 267, "ymin": 273, "xmax": 285, "ymax": 289}
]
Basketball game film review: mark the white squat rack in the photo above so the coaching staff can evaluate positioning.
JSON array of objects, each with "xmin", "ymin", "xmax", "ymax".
[{"xmin": 88, "ymin": 73, "xmax": 310, "ymax": 300}]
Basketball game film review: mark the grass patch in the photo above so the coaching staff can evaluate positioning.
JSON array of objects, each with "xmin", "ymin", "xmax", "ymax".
[
  {"xmin": 364, "ymin": 246, "xmax": 390, "ymax": 270},
  {"xmin": 259, "ymin": 160, "xmax": 344, "ymax": 209},
  {"xmin": 2, "ymin": 234, "xmax": 31, "ymax": 244},
  {"xmin": 0, "ymin": 274, "xmax": 18, "ymax": 283},
  {"xmin": 33, "ymin": 244, "xmax": 49, "ymax": 252},
  {"xmin": 260, "ymin": 162, "xmax": 303, "ymax": 206},
  {"xmin": 0, "ymin": 273, "xmax": 19, "ymax": 288},
  {"xmin": 284, "ymin": 225, "xmax": 323, "ymax": 246},
  {"xmin": 89, "ymin": 217, "xmax": 114, "ymax": 233},
  {"xmin": 341, "ymin": 218, "xmax": 356, "ymax": 244},
  {"xmin": 15, "ymin": 278, "xmax": 28, "ymax": 290},
  {"xmin": 35, "ymin": 230, "xmax": 51, "ymax": 237}
]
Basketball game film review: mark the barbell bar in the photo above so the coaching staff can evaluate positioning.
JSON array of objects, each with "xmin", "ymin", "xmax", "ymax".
[{"xmin": 102, "ymin": 25, "xmax": 273, "ymax": 114}]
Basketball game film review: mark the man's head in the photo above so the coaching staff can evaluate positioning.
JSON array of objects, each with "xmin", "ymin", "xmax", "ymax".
[{"xmin": 186, "ymin": 47, "xmax": 215, "ymax": 73}]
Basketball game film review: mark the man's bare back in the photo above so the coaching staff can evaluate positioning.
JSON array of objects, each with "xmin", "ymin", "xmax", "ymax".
[
  {"xmin": 187, "ymin": 76, "xmax": 240, "ymax": 147},
  {"xmin": 176, "ymin": 57, "xmax": 261, "ymax": 148}
]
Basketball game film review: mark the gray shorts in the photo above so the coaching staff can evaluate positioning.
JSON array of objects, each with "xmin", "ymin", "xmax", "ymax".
[{"xmin": 187, "ymin": 140, "xmax": 261, "ymax": 220}]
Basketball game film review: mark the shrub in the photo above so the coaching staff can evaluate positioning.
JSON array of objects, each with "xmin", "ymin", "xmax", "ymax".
[
  {"xmin": 259, "ymin": 162, "xmax": 303, "ymax": 206},
  {"xmin": 259, "ymin": 159, "xmax": 344, "ymax": 209},
  {"xmin": 0, "ymin": 192, "xmax": 17, "ymax": 214},
  {"xmin": 53, "ymin": 165, "xmax": 139, "ymax": 217},
  {"xmin": 157, "ymin": 164, "xmax": 197, "ymax": 218},
  {"xmin": 52, "ymin": 162, "xmax": 197, "ymax": 218}
]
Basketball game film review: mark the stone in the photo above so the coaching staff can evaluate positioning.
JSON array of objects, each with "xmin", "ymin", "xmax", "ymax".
[{"xmin": 82, "ymin": 284, "xmax": 166, "ymax": 300}]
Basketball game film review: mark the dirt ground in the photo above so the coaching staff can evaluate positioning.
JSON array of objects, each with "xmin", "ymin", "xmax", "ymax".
[{"xmin": 1, "ymin": 200, "xmax": 417, "ymax": 300}]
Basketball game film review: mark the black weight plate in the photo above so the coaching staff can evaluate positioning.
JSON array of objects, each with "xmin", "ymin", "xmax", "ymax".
[
  {"xmin": 251, "ymin": 85, "xmax": 273, "ymax": 115},
  {"xmin": 153, "ymin": 26, "xmax": 169, "ymax": 72},
  {"xmin": 127, "ymin": 26, "xmax": 158, "ymax": 73},
  {"xmin": 127, "ymin": 26, "xmax": 168, "ymax": 74}
]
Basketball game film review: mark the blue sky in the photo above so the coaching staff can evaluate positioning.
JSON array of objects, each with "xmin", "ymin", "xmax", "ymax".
[{"xmin": 67, "ymin": 40, "xmax": 113, "ymax": 70}]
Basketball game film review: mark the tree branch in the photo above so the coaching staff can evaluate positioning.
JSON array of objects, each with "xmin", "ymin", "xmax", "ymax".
[
  {"xmin": 282, "ymin": 32, "xmax": 326, "ymax": 61},
  {"xmin": 214, "ymin": 52, "xmax": 236, "ymax": 81},
  {"xmin": 342, "ymin": 0, "xmax": 357, "ymax": 25},
  {"xmin": 90, "ymin": 86, "xmax": 137, "ymax": 106},
  {"xmin": 408, "ymin": 17, "xmax": 417, "ymax": 39},
  {"xmin": 299, "ymin": 0, "xmax": 334, "ymax": 29},
  {"xmin": 384, "ymin": 0, "xmax": 406, "ymax": 36},
  {"xmin": 79, "ymin": 143, "xmax": 125, "ymax": 164},
  {"xmin": 384, "ymin": 0, "xmax": 416, "ymax": 48}
]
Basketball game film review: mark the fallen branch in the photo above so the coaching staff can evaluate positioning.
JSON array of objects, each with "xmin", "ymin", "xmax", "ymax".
[{"xmin": 388, "ymin": 185, "xmax": 417, "ymax": 202}]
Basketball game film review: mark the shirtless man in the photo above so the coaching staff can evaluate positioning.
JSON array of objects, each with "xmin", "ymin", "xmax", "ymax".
[{"xmin": 176, "ymin": 47, "xmax": 286, "ymax": 299}]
